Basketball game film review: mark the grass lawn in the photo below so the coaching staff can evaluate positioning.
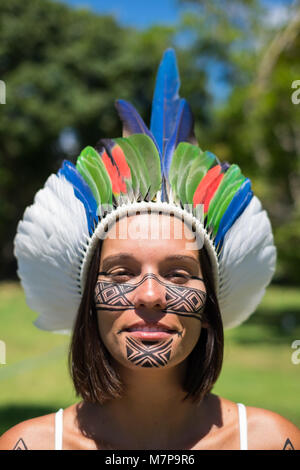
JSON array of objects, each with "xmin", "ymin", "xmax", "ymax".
[{"xmin": 0, "ymin": 281, "xmax": 299, "ymax": 436}]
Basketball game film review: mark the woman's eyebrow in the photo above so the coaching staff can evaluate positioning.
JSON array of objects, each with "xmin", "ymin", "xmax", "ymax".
[
  {"xmin": 101, "ymin": 254, "xmax": 200, "ymax": 271},
  {"xmin": 101, "ymin": 253, "xmax": 138, "ymax": 271},
  {"xmin": 161, "ymin": 255, "xmax": 199, "ymax": 268}
]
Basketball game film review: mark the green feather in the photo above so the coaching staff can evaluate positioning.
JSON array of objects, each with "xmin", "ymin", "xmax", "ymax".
[
  {"xmin": 185, "ymin": 150, "xmax": 217, "ymax": 203},
  {"xmin": 120, "ymin": 136, "xmax": 150, "ymax": 200},
  {"xmin": 169, "ymin": 143, "xmax": 200, "ymax": 204},
  {"xmin": 126, "ymin": 134, "xmax": 161, "ymax": 200},
  {"xmin": 115, "ymin": 137, "xmax": 148, "ymax": 199},
  {"xmin": 206, "ymin": 164, "xmax": 242, "ymax": 227},
  {"xmin": 76, "ymin": 157, "xmax": 101, "ymax": 206},
  {"xmin": 81, "ymin": 146, "xmax": 112, "ymax": 204},
  {"xmin": 210, "ymin": 177, "xmax": 246, "ymax": 235},
  {"xmin": 80, "ymin": 157, "xmax": 108, "ymax": 205},
  {"xmin": 169, "ymin": 142, "xmax": 188, "ymax": 191}
]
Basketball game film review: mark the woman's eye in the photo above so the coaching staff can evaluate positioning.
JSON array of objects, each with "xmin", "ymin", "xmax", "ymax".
[
  {"xmin": 107, "ymin": 270, "xmax": 134, "ymax": 281},
  {"xmin": 166, "ymin": 272, "xmax": 191, "ymax": 283}
]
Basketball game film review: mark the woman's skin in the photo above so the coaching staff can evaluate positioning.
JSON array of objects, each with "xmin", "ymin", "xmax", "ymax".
[
  {"xmin": 90, "ymin": 213, "xmax": 208, "ymax": 449},
  {"xmin": 0, "ymin": 214, "xmax": 300, "ymax": 450}
]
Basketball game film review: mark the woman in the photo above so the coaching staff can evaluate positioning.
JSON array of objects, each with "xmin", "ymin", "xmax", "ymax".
[{"xmin": 1, "ymin": 49, "xmax": 299, "ymax": 450}]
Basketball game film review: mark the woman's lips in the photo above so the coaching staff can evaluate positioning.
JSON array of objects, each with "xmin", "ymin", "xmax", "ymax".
[{"xmin": 123, "ymin": 326, "xmax": 177, "ymax": 340}]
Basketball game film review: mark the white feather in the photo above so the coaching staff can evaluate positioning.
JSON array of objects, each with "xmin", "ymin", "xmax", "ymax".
[
  {"xmin": 14, "ymin": 172, "xmax": 277, "ymax": 333},
  {"xmin": 218, "ymin": 196, "xmax": 277, "ymax": 329},
  {"xmin": 14, "ymin": 174, "xmax": 89, "ymax": 332}
]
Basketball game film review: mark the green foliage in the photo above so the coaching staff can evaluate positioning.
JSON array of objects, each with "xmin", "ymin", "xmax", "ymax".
[
  {"xmin": 275, "ymin": 211, "xmax": 300, "ymax": 283},
  {"xmin": 0, "ymin": 0, "xmax": 179, "ymax": 278},
  {"xmin": 178, "ymin": 0, "xmax": 300, "ymax": 283}
]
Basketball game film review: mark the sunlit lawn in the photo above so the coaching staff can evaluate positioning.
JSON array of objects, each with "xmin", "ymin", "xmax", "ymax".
[{"xmin": 0, "ymin": 281, "xmax": 299, "ymax": 435}]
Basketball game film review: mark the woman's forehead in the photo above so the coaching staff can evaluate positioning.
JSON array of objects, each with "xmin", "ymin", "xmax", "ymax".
[
  {"xmin": 100, "ymin": 213, "xmax": 200, "ymax": 265},
  {"xmin": 104, "ymin": 212, "xmax": 197, "ymax": 242}
]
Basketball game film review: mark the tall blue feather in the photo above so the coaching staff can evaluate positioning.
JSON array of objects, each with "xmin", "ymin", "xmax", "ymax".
[
  {"xmin": 163, "ymin": 98, "xmax": 194, "ymax": 179},
  {"xmin": 214, "ymin": 178, "xmax": 253, "ymax": 248},
  {"xmin": 150, "ymin": 48, "xmax": 181, "ymax": 157},
  {"xmin": 58, "ymin": 160, "xmax": 98, "ymax": 234},
  {"xmin": 115, "ymin": 99, "xmax": 160, "ymax": 154}
]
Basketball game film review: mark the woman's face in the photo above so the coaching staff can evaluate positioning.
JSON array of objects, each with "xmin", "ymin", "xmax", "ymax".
[{"xmin": 94, "ymin": 213, "xmax": 207, "ymax": 371}]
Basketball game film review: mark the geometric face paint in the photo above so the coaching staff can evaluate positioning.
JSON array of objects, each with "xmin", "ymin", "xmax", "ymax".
[
  {"xmin": 125, "ymin": 336, "xmax": 173, "ymax": 367},
  {"xmin": 95, "ymin": 272, "xmax": 206, "ymax": 321}
]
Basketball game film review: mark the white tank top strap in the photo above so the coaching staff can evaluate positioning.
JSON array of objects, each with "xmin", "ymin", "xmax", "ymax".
[
  {"xmin": 54, "ymin": 408, "xmax": 64, "ymax": 450},
  {"xmin": 237, "ymin": 403, "xmax": 248, "ymax": 450}
]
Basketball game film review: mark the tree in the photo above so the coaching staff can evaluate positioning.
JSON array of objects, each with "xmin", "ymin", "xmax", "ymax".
[
  {"xmin": 0, "ymin": 0, "xmax": 179, "ymax": 278},
  {"xmin": 178, "ymin": 0, "xmax": 300, "ymax": 283}
]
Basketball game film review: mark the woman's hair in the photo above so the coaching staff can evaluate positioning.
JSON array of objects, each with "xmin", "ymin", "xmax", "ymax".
[{"xmin": 68, "ymin": 237, "xmax": 224, "ymax": 405}]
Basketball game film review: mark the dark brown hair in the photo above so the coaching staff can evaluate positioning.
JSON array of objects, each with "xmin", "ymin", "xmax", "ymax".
[
  {"xmin": 183, "ymin": 246, "xmax": 224, "ymax": 403},
  {"xmin": 68, "ymin": 239, "xmax": 224, "ymax": 405}
]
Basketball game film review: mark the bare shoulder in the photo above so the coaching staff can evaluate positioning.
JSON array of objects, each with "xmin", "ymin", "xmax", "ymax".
[
  {"xmin": 208, "ymin": 395, "xmax": 300, "ymax": 450},
  {"xmin": 246, "ymin": 406, "xmax": 300, "ymax": 450},
  {"xmin": 0, "ymin": 412, "xmax": 55, "ymax": 450}
]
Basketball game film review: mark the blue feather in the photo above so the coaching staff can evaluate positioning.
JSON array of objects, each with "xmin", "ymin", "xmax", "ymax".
[
  {"xmin": 221, "ymin": 161, "xmax": 230, "ymax": 172},
  {"xmin": 214, "ymin": 178, "xmax": 253, "ymax": 247},
  {"xmin": 115, "ymin": 99, "xmax": 160, "ymax": 154},
  {"xmin": 150, "ymin": 48, "xmax": 181, "ymax": 157},
  {"xmin": 58, "ymin": 160, "xmax": 98, "ymax": 234},
  {"xmin": 163, "ymin": 98, "xmax": 194, "ymax": 179}
]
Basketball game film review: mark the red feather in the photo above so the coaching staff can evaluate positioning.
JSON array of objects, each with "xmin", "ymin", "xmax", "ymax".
[
  {"xmin": 193, "ymin": 165, "xmax": 222, "ymax": 210},
  {"xmin": 203, "ymin": 173, "xmax": 223, "ymax": 213},
  {"xmin": 100, "ymin": 141, "xmax": 131, "ymax": 195}
]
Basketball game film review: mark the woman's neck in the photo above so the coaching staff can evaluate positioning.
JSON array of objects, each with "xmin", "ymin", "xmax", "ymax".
[
  {"xmin": 80, "ymin": 363, "xmax": 208, "ymax": 449},
  {"xmin": 111, "ymin": 362, "xmax": 189, "ymax": 415}
]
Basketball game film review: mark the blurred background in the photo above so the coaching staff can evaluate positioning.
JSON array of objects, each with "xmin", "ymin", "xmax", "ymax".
[{"xmin": 0, "ymin": 0, "xmax": 299, "ymax": 437}]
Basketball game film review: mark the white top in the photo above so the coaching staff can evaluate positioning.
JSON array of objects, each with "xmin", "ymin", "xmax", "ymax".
[
  {"xmin": 54, "ymin": 403, "xmax": 248, "ymax": 450},
  {"xmin": 237, "ymin": 402, "xmax": 248, "ymax": 450},
  {"xmin": 54, "ymin": 408, "xmax": 64, "ymax": 451}
]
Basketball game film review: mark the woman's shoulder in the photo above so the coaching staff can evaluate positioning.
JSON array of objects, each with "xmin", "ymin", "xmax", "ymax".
[
  {"xmin": 245, "ymin": 404, "xmax": 300, "ymax": 450},
  {"xmin": 216, "ymin": 395, "xmax": 300, "ymax": 450},
  {"xmin": 208, "ymin": 395, "xmax": 300, "ymax": 450},
  {"xmin": 0, "ymin": 409, "xmax": 61, "ymax": 450}
]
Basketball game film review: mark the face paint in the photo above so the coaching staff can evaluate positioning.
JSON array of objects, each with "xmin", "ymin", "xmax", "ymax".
[
  {"xmin": 95, "ymin": 272, "xmax": 207, "ymax": 321},
  {"xmin": 125, "ymin": 336, "xmax": 173, "ymax": 367}
]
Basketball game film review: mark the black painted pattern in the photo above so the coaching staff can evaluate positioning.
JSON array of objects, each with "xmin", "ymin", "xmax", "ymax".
[
  {"xmin": 95, "ymin": 273, "xmax": 206, "ymax": 321},
  {"xmin": 125, "ymin": 336, "xmax": 173, "ymax": 367}
]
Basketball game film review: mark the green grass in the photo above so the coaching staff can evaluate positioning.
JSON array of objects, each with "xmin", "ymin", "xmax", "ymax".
[
  {"xmin": 214, "ymin": 285, "xmax": 300, "ymax": 428},
  {"xmin": 0, "ymin": 282, "xmax": 299, "ymax": 435}
]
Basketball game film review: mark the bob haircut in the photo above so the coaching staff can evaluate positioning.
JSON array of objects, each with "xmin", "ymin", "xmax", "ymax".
[{"xmin": 68, "ymin": 235, "xmax": 224, "ymax": 405}]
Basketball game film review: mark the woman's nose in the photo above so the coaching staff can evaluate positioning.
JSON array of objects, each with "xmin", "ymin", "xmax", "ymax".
[{"xmin": 132, "ymin": 275, "xmax": 167, "ymax": 311}]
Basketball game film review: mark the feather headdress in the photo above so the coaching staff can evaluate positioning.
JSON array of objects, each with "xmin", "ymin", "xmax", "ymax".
[{"xmin": 14, "ymin": 48, "xmax": 276, "ymax": 333}]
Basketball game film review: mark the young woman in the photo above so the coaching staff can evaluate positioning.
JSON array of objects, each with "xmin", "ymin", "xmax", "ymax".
[{"xmin": 1, "ymin": 49, "xmax": 299, "ymax": 450}]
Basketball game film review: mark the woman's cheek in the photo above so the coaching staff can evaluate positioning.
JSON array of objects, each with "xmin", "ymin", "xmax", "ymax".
[
  {"xmin": 166, "ymin": 322, "xmax": 202, "ymax": 364},
  {"xmin": 96, "ymin": 311, "xmax": 121, "ymax": 352}
]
